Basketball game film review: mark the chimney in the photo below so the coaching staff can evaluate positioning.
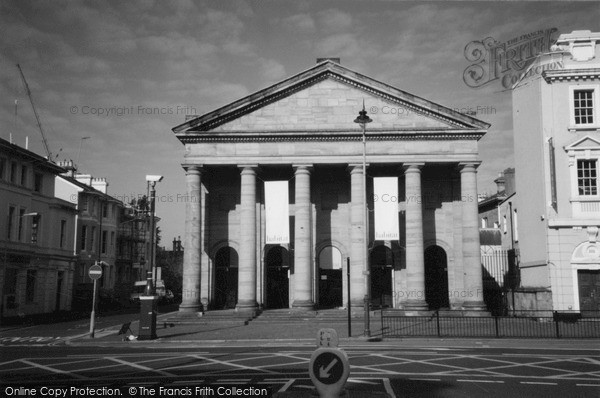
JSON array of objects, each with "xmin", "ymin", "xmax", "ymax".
[
  {"xmin": 503, "ymin": 168, "xmax": 516, "ymax": 196},
  {"xmin": 493, "ymin": 172, "xmax": 505, "ymax": 194},
  {"xmin": 172, "ymin": 237, "xmax": 177, "ymax": 252},
  {"xmin": 91, "ymin": 177, "xmax": 108, "ymax": 194}
]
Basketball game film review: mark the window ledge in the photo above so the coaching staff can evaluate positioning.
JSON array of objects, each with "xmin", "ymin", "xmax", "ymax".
[
  {"xmin": 571, "ymin": 196, "xmax": 600, "ymax": 202},
  {"xmin": 568, "ymin": 125, "xmax": 600, "ymax": 132}
]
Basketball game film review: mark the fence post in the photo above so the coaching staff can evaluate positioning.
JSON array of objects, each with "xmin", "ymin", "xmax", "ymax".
[
  {"xmin": 436, "ymin": 310, "xmax": 441, "ymax": 337},
  {"xmin": 554, "ymin": 311, "xmax": 560, "ymax": 339},
  {"xmin": 495, "ymin": 315, "xmax": 499, "ymax": 338}
]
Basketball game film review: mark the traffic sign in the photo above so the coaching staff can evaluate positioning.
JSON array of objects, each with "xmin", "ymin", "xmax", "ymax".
[
  {"xmin": 317, "ymin": 328, "xmax": 339, "ymax": 348},
  {"xmin": 309, "ymin": 347, "xmax": 350, "ymax": 398},
  {"xmin": 88, "ymin": 264, "xmax": 102, "ymax": 280}
]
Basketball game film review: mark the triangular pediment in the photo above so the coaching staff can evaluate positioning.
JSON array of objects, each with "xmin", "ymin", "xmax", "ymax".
[
  {"xmin": 174, "ymin": 61, "xmax": 489, "ymax": 137},
  {"xmin": 565, "ymin": 135, "xmax": 600, "ymax": 151}
]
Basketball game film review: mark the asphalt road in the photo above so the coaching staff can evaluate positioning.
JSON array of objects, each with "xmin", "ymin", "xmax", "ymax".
[{"xmin": 1, "ymin": 344, "xmax": 599, "ymax": 397}]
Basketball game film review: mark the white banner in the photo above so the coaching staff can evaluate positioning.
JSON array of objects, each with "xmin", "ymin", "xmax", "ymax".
[
  {"xmin": 265, "ymin": 181, "xmax": 290, "ymax": 244},
  {"xmin": 374, "ymin": 177, "xmax": 400, "ymax": 240}
]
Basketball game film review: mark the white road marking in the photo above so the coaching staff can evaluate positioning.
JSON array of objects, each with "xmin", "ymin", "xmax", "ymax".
[
  {"xmin": 19, "ymin": 359, "xmax": 87, "ymax": 380},
  {"xmin": 520, "ymin": 381, "xmax": 558, "ymax": 385},
  {"xmin": 383, "ymin": 378, "xmax": 396, "ymax": 398},
  {"xmin": 456, "ymin": 379, "xmax": 505, "ymax": 383},
  {"xmin": 105, "ymin": 357, "xmax": 177, "ymax": 377},
  {"xmin": 278, "ymin": 379, "xmax": 295, "ymax": 392}
]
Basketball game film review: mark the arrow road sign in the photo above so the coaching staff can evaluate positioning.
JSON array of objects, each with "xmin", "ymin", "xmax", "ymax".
[{"xmin": 309, "ymin": 347, "xmax": 350, "ymax": 397}]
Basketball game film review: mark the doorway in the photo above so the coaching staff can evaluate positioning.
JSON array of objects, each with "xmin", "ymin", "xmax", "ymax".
[
  {"xmin": 265, "ymin": 246, "xmax": 290, "ymax": 309},
  {"xmin": 214, "ymin": 247, "xmax": 239, "ymax": 309},
  {"xmin": 318, "ymin": 246, "xmax": 343, "ymax": 308},
  {"xmin": 578, "ymin": 269, "xmax": 600, "ymax": 314},
  {"xmin": 425, "ymin": 245, "xmax": 450, "ymax": 309},
  {"xmin": 370, "ymin": 246, "xmax": 393, "ymax": 308}
]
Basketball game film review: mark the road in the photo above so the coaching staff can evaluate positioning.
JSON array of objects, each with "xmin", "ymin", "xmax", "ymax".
[{"xmin": 1, "ymin": 344, "xmax": 599, "ymax": 397}]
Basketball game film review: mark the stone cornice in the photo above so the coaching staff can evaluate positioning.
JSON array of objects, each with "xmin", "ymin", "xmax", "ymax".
[
  {"xmin": 543, "ymin": 68, "xmax": 600, "ymax": 83},
  {"xmin": 177, "ymin": 129, "xmax": 486, "ymax": 144}
]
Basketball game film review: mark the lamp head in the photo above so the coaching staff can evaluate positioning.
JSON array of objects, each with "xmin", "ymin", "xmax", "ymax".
[{"xmin": 146, "ymin": 175, "xmax": 164, "ymax": 183}]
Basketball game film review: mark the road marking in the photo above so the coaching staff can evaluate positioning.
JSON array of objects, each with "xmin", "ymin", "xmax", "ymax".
[
  {"xmin": 106, "ymin": 357, "xmax": 177, "ymax": 377},
  {"xmin": 188, "ymin": 355, "xmax": 279, "ymax": 375},
  {"xmin": 278, "ymin": 379, "xmax": 295, "ymax": 392},
  {"xmin": 383, "ymin": 378, "xmax": 396, "ymax": 398},
  {"xmin": 576, "ymin": 383, "xmax": 600, "ymax": 387},
  {"xmin": 520, "ymin": 381, "xmax": 558, "ymax": 385},
  {"xmin": 457, "ymin": 379, "xmax": 504, "ymax": 383},
  {"xmin": 347, "ymin": 379, "xmax": 379, "ymax": 385},
  {"xmin": 20, "ymin": 359, "xmax": 87, "ymax": 380},
  {"xmin": 409, "ymin": 378, "xmax": 442, "ymax": 381}
]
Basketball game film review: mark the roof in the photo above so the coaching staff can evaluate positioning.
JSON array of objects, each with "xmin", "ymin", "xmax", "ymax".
[
  {"xmin": 58, "ymin": 175, "xmax": 123, "ymax": 204},
  {"xmin": 174, "ymin": 60, "xmax": 490, "ymax": 139},
  {"xmin": 0, "ymin": 136, "xmax": 65, "ymax": 174}
]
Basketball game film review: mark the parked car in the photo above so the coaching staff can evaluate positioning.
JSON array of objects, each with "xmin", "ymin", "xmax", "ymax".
[{"xmin": 129, "ymin": 280, "xmax": 173, "ymax": 304}]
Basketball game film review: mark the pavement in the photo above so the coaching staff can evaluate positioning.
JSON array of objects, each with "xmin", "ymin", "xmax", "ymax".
[{"xmin": 64, "ymin": 309, "xmax": 599, "ymax": 350}]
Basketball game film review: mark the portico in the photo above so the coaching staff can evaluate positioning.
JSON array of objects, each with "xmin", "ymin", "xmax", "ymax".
[{"xmin": 174, "ymin": 60, "xmax": 489, "ymax": 313}]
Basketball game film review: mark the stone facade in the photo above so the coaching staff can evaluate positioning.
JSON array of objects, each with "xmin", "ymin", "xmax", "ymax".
[
  {"xmin": 512, "ymin": 30, "xmax": 600, "ymax": 312},
  {"xmin": 174, "ymin": 60, "xmax": 490, "ymax": 313}
]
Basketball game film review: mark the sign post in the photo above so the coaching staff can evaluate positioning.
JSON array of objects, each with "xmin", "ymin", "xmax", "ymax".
[
  {"xmin": 310, "ymin": 329, "xmax": 349, "ymax": 398},
  {"xmin": 88, "ymin": 263, "xmax": 102, "ymax": 338}
]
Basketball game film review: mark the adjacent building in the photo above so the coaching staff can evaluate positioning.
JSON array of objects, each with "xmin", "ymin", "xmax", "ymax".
[
  {"xmin": 0, "ymin": 138, "xmax": 77, "ymax": 321},
  {"xmin": 512, "ymin": 30, "xmax": 600, "ymax": 313},
  {"xmin": 173, "ymin": 59, "xmax": 490, "ymax": 314}
]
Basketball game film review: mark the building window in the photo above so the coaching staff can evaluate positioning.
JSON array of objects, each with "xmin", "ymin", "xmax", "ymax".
[
  {"xmin": 31, "ymin": 214, "xmax": 40, "ymax": 244},
  {"xmin": 574, "ymin": 89, "xmax": 594, "ymax": 125},
  {"xmin": 0, "ymin": 158, "xmax": 5, "ymax": 180},
  {"xmin": 60, "ymin": 220, "xmax": 67, "ymax": 248},
  {"xmin": 26, "ymin": 270, "xmax": 37, "ymax": 303},
  {"xmin": 91, "ymin": 226, "xmax": 96, "ymax": 252},
  {"xmin": 7, "ymin": 206, "xmax": 15, "ymax": 240},
  {"xmin": 102, "ymin": 202, "xmax": 108, "ymax": 218},
  {"xmin": 10, "ymin": 161, "xmax": 17, "ymax": 183},
  {"xmin": 110, "ymin": 231, "xmax": 115, "ymax": 254},
  {"xmin": 577, "ymin": 159, "xmax": 598, "ymax": 196},
  {"xmin": 18, "ymin": 208, "xmax": 25, "ymax": 241},
  {"xmin": 34, "ymin": 173, "xmax": 43, "ymax": 192},
  {"xmin": 101, "ymin": 230, "xmax": 108, "ymax": 254},
  {"xmin": 513, "ymin": 209, "xmax": 519, "ymax": 242},
  {"xmin": 20, "ymin": 165, "xmax": 27, "ymax": 186},
  {"xmin": 481, "ymin": 217, "xmax": 488, "ymax": 228},
  {"xmin": 81, "ymin": 225, "xmax": 87, "ymax": 251},
  {"xmin": 503, "ymin": 216, "xmax": 507, "ymax": 234}
]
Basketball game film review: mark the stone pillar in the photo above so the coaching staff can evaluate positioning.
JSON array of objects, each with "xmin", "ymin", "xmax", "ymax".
[
  {"xmin": 349, "ymin": 165, "xmax": 366, "ymax": 307},
  {"xmin": 460, "ymin": 163, "xmax": 486, "ymax": 310},
  {"xmin": 180, "ymin": 166, "xmax": 202, "ymax": 312},
  {"xmin": 403, "ymin": 163, "xmax": 428, "ymax": 310},
  {"xmin": 293, "ymin": 165, "xmax": 313, "ymax": 308},
  {"xmin": 237, "ymin": 166, "xmax": 258, "ymax": 310}
]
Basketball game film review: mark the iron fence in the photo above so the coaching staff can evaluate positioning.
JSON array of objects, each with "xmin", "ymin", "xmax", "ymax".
[{"xmin": 381, "ymin": 310, "xmax": 600, "ymax": 339}]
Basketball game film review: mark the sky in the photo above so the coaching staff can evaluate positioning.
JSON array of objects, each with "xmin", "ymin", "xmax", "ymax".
[{"xmin": 1, "ymin": 0, "xmax": 599, "ymax": 245}]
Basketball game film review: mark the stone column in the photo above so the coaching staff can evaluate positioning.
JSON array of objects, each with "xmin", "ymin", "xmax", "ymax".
[
  {"xmin": 349, "ymin": 164, "xmax": 366, "ymax": 307},
  {"xmin": 460, "ymin": 163, "xmax": 486, "ymax": 310},
  {"xmin": 403, "ymin": 163, "xmax": 428, "ymax": 310},
  {"xmin": 293, "ymin": 165, "xmax": 313, "ymax": 308},
  {"xmin": 180, "ymin": 166, "xmax": 202, "ymax": 312},
  {"xmin": 237, "ymin": 166, "xmax": 258, "ymax": 310}
]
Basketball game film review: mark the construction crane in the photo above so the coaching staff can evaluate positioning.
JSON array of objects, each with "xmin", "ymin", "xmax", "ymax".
[{"xmin": 16, "ymin": 64, "xmax": 52, "ymax": 160}]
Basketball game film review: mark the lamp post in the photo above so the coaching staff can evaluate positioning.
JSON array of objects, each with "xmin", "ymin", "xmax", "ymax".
[
  {"xmin": 354, "ymin": 101, "xmax": 372, "ymax": 337},
  {"xmin": 138, "ymin": 175, "xmax": 162, "ymax": 340}
]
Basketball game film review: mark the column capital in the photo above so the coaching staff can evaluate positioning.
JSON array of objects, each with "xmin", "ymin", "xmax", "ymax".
[
  {"xmin": 182, "ymin": 165, "xmax": 203, "ymax": 174},
  {"xmin": 347, "ymin": 163, "xmax": 370, "ymax": 173},
  {"xmin": 293, "ymin": 164, "xmax": 313, "ymax": 173},
  {"xmin": 458, "ymin": 161, "xmax": 482, "ymax": 172},
  {"xmin": 239, "ymin": 165, "xmax": 258, "ymax": 174},
  {"xmin": 403, "ymin": 162, "xmax": 425, "ymax": 173}
]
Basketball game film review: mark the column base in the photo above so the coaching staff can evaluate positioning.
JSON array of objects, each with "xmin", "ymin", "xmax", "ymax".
[
  {"xmin": 179, "ymin": 303, "xmax": 203, "ymax": 313},
  {"xmin": 236, "ymin": 300, "xmax": 258, "ymax": 310},
  {"xmin": 461, "ymin": 300, "xmax": 487, "ymax": 311},
  {"xmin": 292, "ymin": 300, "xmax": 314, "ymax": 309},
  {"xmin": 403, "ymin": 300, "xmax": 429, "ymax": 311}
]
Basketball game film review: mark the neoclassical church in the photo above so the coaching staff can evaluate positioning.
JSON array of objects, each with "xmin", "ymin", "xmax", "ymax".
[{"xmin": 173, "ymin": 59, "xmax": 490, "ymax": 313}]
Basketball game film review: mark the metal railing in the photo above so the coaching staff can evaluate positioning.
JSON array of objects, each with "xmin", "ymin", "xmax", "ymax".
[{"xmin": 381, "ymin": 310, "xmax": 600, "ymax": 339}]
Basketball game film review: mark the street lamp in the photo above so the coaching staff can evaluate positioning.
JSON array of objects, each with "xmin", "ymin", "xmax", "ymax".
[
  {"xmin": 146, "ymin": 175, "xmax": 163, "ymax": 292},
  {"xmin": 354, "ymin": 101, "xmax": 372, "ymax": 337},
  {"xmin": 138, "ymin": 174, "xmax": 163, "ymax": 341}
]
